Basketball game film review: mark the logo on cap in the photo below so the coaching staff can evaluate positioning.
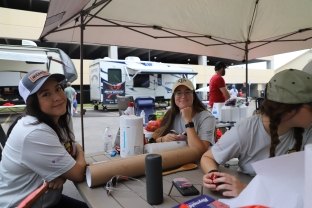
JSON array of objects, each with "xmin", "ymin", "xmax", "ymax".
[
  {"xmin": 177, "ymin": 78, "xmax": 188, "ymax": 83},
  {"xmin": 28, "ymin": 71, "xmax": 50, "ymax": 83}
]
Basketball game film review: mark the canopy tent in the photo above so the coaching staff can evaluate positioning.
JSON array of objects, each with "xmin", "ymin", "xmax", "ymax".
[
  {"xmin": 39, "ymin": 0, "xmax": 312, "ymax": 147},
  {"xmin": 40, "ymin": 0, "xmax": 312, "ymax": 61}
]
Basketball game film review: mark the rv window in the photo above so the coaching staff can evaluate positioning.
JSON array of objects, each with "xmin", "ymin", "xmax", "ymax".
[
  {"xmin": 108, "ymin": 68, "xmax": 122, "ymax": 84},
  {"xmin": 157, "ymin": 74, "xmax": 162, "ymax": 86},
  {"xmin": 133, "ymin": 74, "xmax": 150, "ymax": 88}
]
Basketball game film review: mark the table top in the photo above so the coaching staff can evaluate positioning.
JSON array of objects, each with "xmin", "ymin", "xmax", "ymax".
[{"xmin": 75, "ymin": 152, "xmax": 252, "ymax": 208}]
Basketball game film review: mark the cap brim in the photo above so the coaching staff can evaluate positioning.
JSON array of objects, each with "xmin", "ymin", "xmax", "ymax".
[{"xmin": 173, "ymin": 83, "xmax": 194, "ymax": 91}]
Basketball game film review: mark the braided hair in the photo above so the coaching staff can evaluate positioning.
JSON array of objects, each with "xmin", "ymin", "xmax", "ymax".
[{"xmin": 259, "ymin": 99, "xmax": 304, "ymax": 157}]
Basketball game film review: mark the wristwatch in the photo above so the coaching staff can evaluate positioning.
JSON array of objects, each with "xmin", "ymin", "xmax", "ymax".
[{"xmin": 185, "ymin": 122, "xmax": 194, "ymax": 128}]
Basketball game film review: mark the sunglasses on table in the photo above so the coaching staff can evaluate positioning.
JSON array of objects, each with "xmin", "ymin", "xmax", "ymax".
[{"xmin": 105, "ymin": 175, "xmax": 144, "ymax": 196}]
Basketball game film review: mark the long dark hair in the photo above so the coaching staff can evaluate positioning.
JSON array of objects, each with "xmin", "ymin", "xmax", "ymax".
[
  {"xmin": 7, "ymin": 94, "xmax": 74, "ymax": 143},
  {"xmin": 259, "ymin": 99, "xmax": 304, "ymax": 157},
  {"xmin": 153, "ymin": 91, "xmax": 206, "ymax": 138}
]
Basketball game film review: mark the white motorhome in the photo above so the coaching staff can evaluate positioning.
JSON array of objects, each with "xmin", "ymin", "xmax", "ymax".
[
  {"xmin": 0, "ymin": 43, "xmax": 77, "ymax": 104},
  {"xmin": 89, "ymin": 57, "xmax": 197, "ymax": 110}
]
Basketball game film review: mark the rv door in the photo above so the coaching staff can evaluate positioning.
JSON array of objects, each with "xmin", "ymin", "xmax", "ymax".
[{"xmin": 102, "ymin": 68, "xmax": 125, "ymax": 105}]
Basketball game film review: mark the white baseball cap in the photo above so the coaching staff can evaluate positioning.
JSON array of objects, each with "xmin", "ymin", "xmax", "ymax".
[{"xmin": 172, "ymin": 78, "xmax": 195, "ymax": 91}]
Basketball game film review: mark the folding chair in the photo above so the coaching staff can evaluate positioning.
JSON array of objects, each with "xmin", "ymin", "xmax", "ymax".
[
  {"xmin": 17, "ymin": 181, "xmax": 49, "ymax": 208},
  {"xmin": 0, "ymin": 124, "xmax": 7, "ymax": 161},
  {"xmin": 134, "ymin": 97, "xmax": 155, "ymax": 122},
  {"xmin": 0, "ymin": 123, "xmax": 7, "ymax": 148}
]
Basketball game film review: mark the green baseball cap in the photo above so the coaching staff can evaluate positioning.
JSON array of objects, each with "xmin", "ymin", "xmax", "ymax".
[{"xmin": 266, "ymin": 69, "xmax": 312, "ymax": 104}]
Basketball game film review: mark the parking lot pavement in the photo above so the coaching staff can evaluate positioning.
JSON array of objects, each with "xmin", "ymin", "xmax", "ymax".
[{"xmin": 72, "ymin": 110, "xmax": 120, "ymax": 154}]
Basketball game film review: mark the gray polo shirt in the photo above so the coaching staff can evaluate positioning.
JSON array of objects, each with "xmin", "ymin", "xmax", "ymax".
[
  {"xmin": 172, "ymin": 110, "xmax": 216, "ymax": 145},
  {"xmin": 212, "ymin": 115, "xmax": 312, "ymax": 175}
]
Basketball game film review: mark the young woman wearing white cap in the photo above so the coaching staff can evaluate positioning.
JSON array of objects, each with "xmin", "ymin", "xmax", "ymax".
[
  {"xmin": 0, "ymin": 70, "xmax": 88, "ymax": 207},
  {"xmin": 152, "ymin": 78, "xmax": 216, "ymax": 154},
  {"xmin": 201, "ymin": 69, "xmax": 312, "ymax": 197}
]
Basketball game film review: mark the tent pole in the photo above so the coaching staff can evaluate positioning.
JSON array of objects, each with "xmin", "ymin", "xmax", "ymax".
[
  {"xmin": 80, "ymin": 12, "xmax": 85, "ymax": 150},
  {"xmin": 245, "ymin": 43, "xmax": 249, "ymax": 105}
]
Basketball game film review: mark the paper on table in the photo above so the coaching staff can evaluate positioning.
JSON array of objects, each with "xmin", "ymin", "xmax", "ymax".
[{"xmin": 220, "ymin": 151, "xmax": 305, "ymax": 207}]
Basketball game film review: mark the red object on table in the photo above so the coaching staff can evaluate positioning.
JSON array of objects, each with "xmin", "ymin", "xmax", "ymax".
[
  {"xmin": 215, "ymin": 128, "xmax": 223, "ymax": 142},
  {"xmin": 2, "ymin": 102, "xmax": 15, "ymax": 106}
]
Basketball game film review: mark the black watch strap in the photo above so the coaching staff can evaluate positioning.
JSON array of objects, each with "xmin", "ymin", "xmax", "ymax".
[{"xmin": 185, "ymin": 122, "xmax": 194, "ymax": 128}]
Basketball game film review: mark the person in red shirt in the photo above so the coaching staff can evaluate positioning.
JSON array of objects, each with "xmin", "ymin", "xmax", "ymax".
[{"xmin": 208, "ymin": 62, "xmax": 230, "ymax": 108}]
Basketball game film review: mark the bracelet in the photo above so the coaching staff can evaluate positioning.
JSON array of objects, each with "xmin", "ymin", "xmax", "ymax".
[
  {"xmin": 208, "ymin": 169, "xmax": 218, "ymax": 173},
  {"xmin": 160, "ymin": 137, "xmax": 163, "ymax": 142}
]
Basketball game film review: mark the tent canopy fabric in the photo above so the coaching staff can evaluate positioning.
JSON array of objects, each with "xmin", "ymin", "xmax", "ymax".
[
  {"xmin": 40, "ymin": 0, "xmax": 312, "ymax": 62},
  {"xmin": 39, "ymin": 0, "xmax": 312, "ymax": 147}
]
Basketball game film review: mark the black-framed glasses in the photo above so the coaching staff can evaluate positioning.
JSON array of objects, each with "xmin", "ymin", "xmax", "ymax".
[{"xmin": 105, "ymin": 175, "xmax": 143, "ymax": 196}]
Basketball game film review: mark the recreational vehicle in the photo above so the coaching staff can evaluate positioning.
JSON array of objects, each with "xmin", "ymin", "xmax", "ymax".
[
  {"xmin": 89, "ymin": 57, "xmax": 198, "ymax": 110},
  {"xmin": 0, "ymin": 43, "xmax": 77, "ymax": 104}
]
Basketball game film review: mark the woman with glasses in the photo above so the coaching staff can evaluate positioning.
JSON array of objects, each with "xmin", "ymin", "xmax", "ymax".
[
  {"xmin": 201, "ymin": 69, "xmax": 312, "ymax": 197},
  {"xmin": 152, "ymin": 78, "xmax": 216, "ymax": 154},
  {"xmin": 0, "ymin": 70, "xmax": 88, "ymax": 207}
]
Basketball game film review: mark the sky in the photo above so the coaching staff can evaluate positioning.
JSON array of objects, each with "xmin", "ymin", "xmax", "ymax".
[
  {"xmin": 234, "ymin": 49, "xmax": 309, "ymax": 70},
  {"xmin": 272, "ymin": 49, "xmax": 308, "ymax": 69}
]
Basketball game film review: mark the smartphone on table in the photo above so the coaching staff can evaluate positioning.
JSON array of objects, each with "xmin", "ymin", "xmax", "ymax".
[{"xmin": 172, "ymin": 177, "xmax": 200, "ymax": 196}]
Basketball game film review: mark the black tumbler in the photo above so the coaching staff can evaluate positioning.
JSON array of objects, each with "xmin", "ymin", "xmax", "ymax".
[{"xmin": 145, "ymin": 154, "xmax": 163, "ymax": 205}]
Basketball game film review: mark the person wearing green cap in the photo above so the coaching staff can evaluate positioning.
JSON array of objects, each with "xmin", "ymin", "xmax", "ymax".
[{"xmin": 201, "ymin": 69, "xmax": 312, "ymax": 197}]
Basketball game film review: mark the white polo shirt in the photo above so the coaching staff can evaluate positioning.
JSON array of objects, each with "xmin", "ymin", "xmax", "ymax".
[{"xmin": 0, "ymin": 116, "xmax": 76, "ymax": 207}]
